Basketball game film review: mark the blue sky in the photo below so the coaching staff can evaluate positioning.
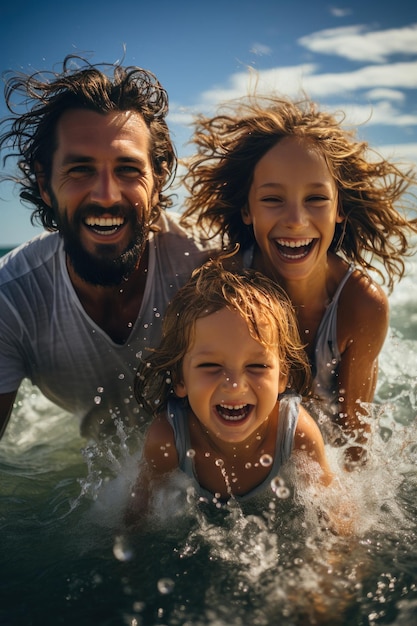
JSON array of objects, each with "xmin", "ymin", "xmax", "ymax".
[{"xmin": 0, "ymin": 0, "xmax": 416, "ymax": 246}]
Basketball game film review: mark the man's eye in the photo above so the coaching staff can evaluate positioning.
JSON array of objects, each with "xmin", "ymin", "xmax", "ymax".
[
  {"xmin": 117, "ymin": 166, "xmax": 142, "ymax": 177},
  {"xmin": 68, "ymin": 165, "xmax": 93, "ymax": 176}
]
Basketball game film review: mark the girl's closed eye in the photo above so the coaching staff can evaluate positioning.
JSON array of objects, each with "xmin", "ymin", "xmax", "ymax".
[{"xmin": 196, "ymin": 362, "xmax": 223, "ymax": 371}]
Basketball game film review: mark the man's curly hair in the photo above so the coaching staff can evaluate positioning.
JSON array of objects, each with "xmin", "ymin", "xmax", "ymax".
[{"xmin": 0, "ymin": 54, "xmax": 177, "ymax": 230}]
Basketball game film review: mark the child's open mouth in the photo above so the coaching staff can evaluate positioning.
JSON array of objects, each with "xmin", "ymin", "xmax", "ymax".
[
  {"xmin": 275, "ymin": 238, "xmax": 315, "ymax": 260},
  {"xmin": 216, "ymin": 403, "xmax": 253, "ymax": 422}
]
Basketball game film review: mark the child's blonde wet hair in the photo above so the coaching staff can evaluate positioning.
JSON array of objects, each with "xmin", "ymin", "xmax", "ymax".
[
  {"xmin": 135, "ymin": 254, "xmax": 311, "ymax": 414},
  {"xmin": 181, "ymin": 95, "xmax": 417, "ymax": 292}
]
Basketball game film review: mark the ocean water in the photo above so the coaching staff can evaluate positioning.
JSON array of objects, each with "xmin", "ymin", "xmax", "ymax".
[{"xmin": 0, "ymin": 243, "xmax": 417, "ymax": 626}]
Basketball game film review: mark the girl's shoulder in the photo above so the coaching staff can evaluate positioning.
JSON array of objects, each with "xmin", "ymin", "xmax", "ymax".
[
  {"xmin": 336, "ymin": 265, "xmax": 389, "ymax": 353},
  {"xmin": 144, "ymin": 414, "xmax": 178, "ymax": 473},
  {"xmin": 330, "ymin": 254, "xmax": 388, "ymax": 313},
  {"xmin": 340, "ymin": 267, "xmax": 388, "ymax": 316}
]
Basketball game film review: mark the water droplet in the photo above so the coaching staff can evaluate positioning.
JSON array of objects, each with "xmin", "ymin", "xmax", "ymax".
[
  {"xmin": 94, "ymin": 396, "xmax": 102, "ymax": 405},
  {"xmin": 113, "ymin": 536, "xmax": 134, "ymax": 562},
  {"xmin": 270, "ymin": 477, "xmax": 291, "ymax": 499},
  {"xmin": 186, "ymin": 449, "xmax": 196, "ymax": 458},
  {"xmin": 157, "ymin": 577, "xmax": 175, "ymax": 594},
  {"xmin": 215, "ymin": 458, "xmax": 224, "ymax": 467},
  {"xmin": 260, "ymin": 454, "xmax": 273, "ymax": 467}
]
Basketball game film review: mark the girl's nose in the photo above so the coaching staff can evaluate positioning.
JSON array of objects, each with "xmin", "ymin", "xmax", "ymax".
[
  {"xmin": 284, "ymin": 201, "xmax": 308, "ymax": 228},
  {"xmin": 222, "ymin": 371, "xmax": 245, "ymax": 391}
]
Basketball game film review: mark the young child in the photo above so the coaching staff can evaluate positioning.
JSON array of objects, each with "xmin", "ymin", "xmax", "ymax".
[
  {"xmin": 180, "ymin": 95, "xmax": 417, "ymax": 463},
  {"xmin": 126, "ymin": 257, "xmax": 335, "ymax": 526}
]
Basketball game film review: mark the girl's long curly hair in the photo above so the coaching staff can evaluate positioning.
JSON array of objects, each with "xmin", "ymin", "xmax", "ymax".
[{"xmin": 181, "ymin": 95, "xmax": 417, "ymax": 292}]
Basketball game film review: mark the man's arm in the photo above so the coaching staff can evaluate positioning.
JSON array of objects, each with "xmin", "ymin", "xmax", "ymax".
[{"xmin": 0, "ymin": 391, "xmax": 17, "ymax": 439}]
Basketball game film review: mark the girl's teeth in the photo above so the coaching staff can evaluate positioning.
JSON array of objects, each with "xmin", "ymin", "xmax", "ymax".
[
  {"xmin": 217, "ymin": 404, "xmax": 249, "ymax": 421},
  {"xmin": 277, "ymin": 238, "xmax": 313, "ymax": 248},
  {"xmin": 220, "ymin": 403, "xmax": 245, "ymax": 410}
]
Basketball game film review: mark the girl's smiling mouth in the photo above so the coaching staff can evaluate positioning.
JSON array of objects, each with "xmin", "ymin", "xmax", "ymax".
[
  {"xmin": 215, "ymin": 403, "xmax": 253, "ymax": 422},
  {"xmin": 275, "ymin": 238, "xmax": 316, "ymax": 260}
]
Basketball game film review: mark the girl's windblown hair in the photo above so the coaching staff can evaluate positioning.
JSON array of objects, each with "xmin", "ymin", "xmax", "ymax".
[
  {"xmin": 181, "ymin": 95, "xmax": 417, "ymax": 292},
  {"xmin": 135, "ymin": 252, "xmax": 311, "ymax": 415}
]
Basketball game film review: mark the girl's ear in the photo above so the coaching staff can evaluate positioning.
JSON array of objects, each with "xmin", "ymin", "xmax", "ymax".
[
  {"xmin": 279, "ymin": 372, "xmax": 289, "ymax": 395},
  {"xmin": 241, "ymin": 204, "xmax": 252, "ymax": 225},
  {"xmin": 174, "ymin": 381, "xmax": 187, "ymax": 398},
  {"xmin": 35, "ymin": 162, "xmax": 52, "ymax": 207},
  {"xmin": 336, "ymin": 194, "xmax": 344, "ymax": 224}
]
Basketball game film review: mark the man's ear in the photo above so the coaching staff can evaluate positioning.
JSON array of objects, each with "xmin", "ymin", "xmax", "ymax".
[
  {"xmin": 35, "ymin": 162, "xmax": 52, "ymax": 207},
  {"xmin": 241, "ymin": 204, "xmax": 252, "ymax": 226},
  {"xmin": 174, "ymin": 381, "xmax": 187, "ymax": 398}
]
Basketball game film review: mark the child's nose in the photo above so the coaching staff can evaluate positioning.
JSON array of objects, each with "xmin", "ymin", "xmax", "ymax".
[{"xmin": 222, "ymin": 371, "xmax": 245, "ymax": 390}]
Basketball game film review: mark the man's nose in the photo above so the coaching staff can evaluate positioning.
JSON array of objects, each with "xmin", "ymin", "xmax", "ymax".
[{"xmin": 89, "ymin": 170, "xmax": 122, "ymax": 206}]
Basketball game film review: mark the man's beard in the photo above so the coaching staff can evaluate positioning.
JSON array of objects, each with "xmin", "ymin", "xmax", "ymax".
[{"xmin": 56, "ymin": 204, "xmax": 150, "ymax": 287}]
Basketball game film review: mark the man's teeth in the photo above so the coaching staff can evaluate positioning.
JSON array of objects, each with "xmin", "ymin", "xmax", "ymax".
[
  {"xmin": 217, "ymin": 403, "xmax": 249, "ymax": 421},
  {"xmin": 277, "ymin": 238, "xmax": 313, "ymax": 248},
  {"xmin": 85, "ymin": 216, "xmax": 125, "ymax": 228}
]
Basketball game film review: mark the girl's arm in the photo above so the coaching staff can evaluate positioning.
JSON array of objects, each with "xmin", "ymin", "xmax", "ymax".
[
  {"xmin": 294, "ymin": 406, "xmax": 355, "ymax": 536},
  {"xmin": 293, "ymin": 405, "xmax": 334, "ymax": 486},
  {"xmin": 124, "ymin": 415, "xmax": 179, "ymax": 529},
  {"xmin": 337, "ymin": 273, "xmax": 389, "ymax": 465}
]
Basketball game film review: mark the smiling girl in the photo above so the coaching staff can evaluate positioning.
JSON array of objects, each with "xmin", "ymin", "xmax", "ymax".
[{"xmin": 126, "ymin": 257, "xmax": 334, "ymax": 526}]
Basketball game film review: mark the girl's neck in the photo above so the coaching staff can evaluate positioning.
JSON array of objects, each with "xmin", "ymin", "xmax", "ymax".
[
  {"xmin": 189, "ymin": 410, "xmax": 275, "ymax": 461},
  {"xmin": 252, "ymin": 247, "xmax": 338, "ymax": 309}
]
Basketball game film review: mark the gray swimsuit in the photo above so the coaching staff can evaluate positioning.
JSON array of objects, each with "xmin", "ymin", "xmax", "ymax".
[
  {"xmin": 311, "ymin": 265, "xmax": 355, "ymax": 414},
  {"xmin": 166, "ymin": 393, "xmax": 301, "ymax": 502}
]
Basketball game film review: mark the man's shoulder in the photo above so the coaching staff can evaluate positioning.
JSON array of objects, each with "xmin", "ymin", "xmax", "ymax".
[{"xmin": 0, "ymin": 232, "xmax": 62, "ymax": 285}]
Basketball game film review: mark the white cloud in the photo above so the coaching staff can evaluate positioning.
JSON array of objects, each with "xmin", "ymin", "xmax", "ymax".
[
  {"xmin": 378, "ymin": 143, "xmax": 417, "ymax": 164},
  {"xmin": 190, "ymin": 62, "xmax": 417, "ymax": 113},
  {"xmin": 329, "ymin": 6, "xmax": 352, "ymax": 18},
  {"xmin": 299, "ymin": 23, "xmax": 417, "ymax": 63},
  {"xmin": 364, "ymin": 88, "xmax": 405, "ymax": 102},
  {"xmin": 250, "ymin": 43, "xmax": 272, "ymax": 56}
]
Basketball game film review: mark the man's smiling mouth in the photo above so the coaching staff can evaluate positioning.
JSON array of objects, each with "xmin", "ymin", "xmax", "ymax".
[{"xmin": 84, "ymin": 216, "xmax": 126, "ymax": 235}]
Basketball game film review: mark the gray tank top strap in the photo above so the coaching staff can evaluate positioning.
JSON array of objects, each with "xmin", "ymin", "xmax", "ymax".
[
  {"xmin": 313, "ymin": 264, "xmax": 355, "ymax": 369},
  {"xmin": 167, "ymin": 394, "xmax": 301, "ymax": 502}
]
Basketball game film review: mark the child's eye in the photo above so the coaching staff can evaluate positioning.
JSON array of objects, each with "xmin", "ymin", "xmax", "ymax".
[
  {"xmin": 248, "ymin": 363, "xmax": 269, "ymax": 370},
  {"xmin": 261, "ymin": 196, "xmax": 282, "ymax": 203},
  {"xmin": 307, "ymin": 195, "xmax": 330, "ymax": 203},
  {"xmin": 196, "ymin": 362, "xmax": 222, "ymax": 370}
]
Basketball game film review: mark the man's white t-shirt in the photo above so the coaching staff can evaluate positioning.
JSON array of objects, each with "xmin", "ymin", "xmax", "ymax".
[{"xmin": 0, "ymin": 212, "xmax": 220, "ymax": 436}]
